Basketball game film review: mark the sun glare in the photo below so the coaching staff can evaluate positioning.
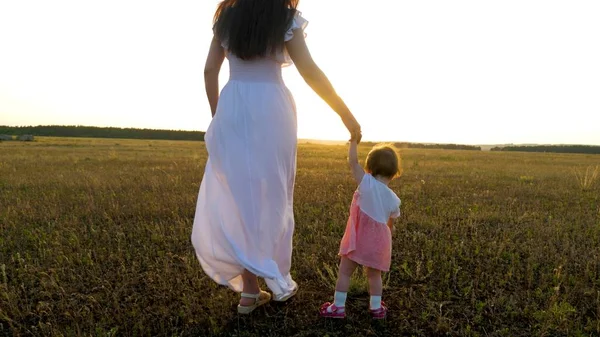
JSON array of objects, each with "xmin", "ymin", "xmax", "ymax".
[{"xmin": 0, "ymin": 0, "xmax": 599, "ymax": 145}]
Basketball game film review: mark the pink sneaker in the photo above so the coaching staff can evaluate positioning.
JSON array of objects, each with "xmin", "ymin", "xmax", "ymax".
[
  {"xmin": 319, "ymin": 302, "xmax": 346, "ymax": 319},
  {"xmin": 370, "ymin": 301, "xmax": 387, "ymax": 319}
]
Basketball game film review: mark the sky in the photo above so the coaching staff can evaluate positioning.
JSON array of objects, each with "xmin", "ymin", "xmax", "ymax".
[{"xmin": 0, "ymin": 0, "xmax": 599, "ymax": 145}]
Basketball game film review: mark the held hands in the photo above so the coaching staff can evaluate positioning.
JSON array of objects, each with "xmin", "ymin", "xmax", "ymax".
[{"xmin": 342, "ymin": 114, "xmax": 362, "ymax": 144}]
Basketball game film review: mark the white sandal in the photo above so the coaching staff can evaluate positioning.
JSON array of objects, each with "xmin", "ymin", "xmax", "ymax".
[{"xmin": 237, "ymin": 290, "xmax": 271, "ymax": 314}]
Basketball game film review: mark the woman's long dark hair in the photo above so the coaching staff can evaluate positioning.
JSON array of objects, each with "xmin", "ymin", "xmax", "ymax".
[{"xmin": 213, "ymin": 0, "xmax": 299, "ymax": 60}]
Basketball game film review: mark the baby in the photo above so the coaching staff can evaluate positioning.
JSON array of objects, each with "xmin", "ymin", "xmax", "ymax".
[{"xmin": 320, "ymin": 140, "xmax": 402, "ymax": 319}]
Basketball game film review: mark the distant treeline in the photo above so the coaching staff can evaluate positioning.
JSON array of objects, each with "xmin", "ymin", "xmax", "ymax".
[
  {"xmin": 0, "ymin": 125, "xmax": 205, "ymax": 141},
  {"xmin": 395, "ymin": 142, "xmax": 481, "ymax": 151},
  {"xmin": 491, "ymin": 145, "xmax": 600, "ymax": 154},
  {"xmin": 357, "ymin": 141, "xmax": 480, "ymax": 151}
]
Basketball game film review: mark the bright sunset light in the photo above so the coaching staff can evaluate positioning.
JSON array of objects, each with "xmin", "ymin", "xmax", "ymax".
[{"xmin": 1, "ymin": 0, "xmax": 599, "ymax": 145}]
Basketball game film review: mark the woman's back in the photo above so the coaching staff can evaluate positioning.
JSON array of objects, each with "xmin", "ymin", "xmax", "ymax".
[
  {"xmin": 213, "ymin": 1, "xmax": 300, "ymax": 59},
  {"xmin": 228, "ymin": 57, "xmax": 283, "ymax": 83},
  {"xmin": 219, "ymin": 8, "xmax": 307, "ymax": 84},
  {"xmin": 218, "ymin": 8, "xmax": 308, "ymax": 76}
]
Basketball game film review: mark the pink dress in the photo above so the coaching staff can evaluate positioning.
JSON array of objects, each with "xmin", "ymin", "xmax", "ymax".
[{"xmin": 339, "ymin": 174, "xmax": 401, "ymax": 272}]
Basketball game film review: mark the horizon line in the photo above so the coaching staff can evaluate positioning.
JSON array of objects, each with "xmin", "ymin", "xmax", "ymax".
[{"xmin": 1, "ymin": 124, "xmax": 599, "ymax": 147}]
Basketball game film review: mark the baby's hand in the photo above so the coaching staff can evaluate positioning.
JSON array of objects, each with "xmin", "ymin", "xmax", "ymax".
[
  {"xmin": 349, "ymin": 131, "xmax": 362, "ymax": 144},
  {"xmin": 387, "ymin": 219, "xmax": 396, "ymax": 234}
]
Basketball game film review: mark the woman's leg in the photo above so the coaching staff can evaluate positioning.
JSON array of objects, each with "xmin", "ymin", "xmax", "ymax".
[{"xmin": 239, "ymin": 269, "xmax": 260, "ymax": 306}]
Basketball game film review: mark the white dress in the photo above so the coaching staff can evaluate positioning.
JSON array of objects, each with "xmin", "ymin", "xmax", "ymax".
[{"xmin": 191, "ymin": 13, "xmax": 308, "ymax": 297}]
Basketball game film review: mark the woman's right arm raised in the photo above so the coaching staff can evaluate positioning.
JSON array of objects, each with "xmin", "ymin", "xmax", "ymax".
[{"xmin": 286, "ymin": 30, "xmax": 361, "ymax": 143}]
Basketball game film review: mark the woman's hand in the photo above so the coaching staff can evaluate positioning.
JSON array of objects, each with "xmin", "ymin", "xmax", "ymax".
[{"xmin": 342, "ymin": 114, "xmax": 362, "ymax": 144}]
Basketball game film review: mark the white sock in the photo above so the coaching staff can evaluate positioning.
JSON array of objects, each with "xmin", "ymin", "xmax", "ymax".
[
  {"xmin": 370, "ymin": 295, "xmax": 382, "ymax": 310},
  {"xmin": 328, "ymin": 291, "xmax": 347, "ymax": 312}
]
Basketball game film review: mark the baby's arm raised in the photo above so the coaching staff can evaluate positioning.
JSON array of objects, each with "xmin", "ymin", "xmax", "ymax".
[{"xmin": 348, "ymin": 139, "xmax": 365, "ymax": 184}]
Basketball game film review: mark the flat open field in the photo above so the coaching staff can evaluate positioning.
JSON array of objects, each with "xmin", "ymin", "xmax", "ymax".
[{"xmin": 1, "ymin": 137, "xmax": 599, "ymax": 336}]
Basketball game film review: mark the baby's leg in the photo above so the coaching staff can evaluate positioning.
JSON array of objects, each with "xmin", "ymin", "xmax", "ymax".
[
  {"xmin": 321, "ymin": 257, "xmax": 358, "ymax": 315},
  {"xmin": 335, "ymin": 257, "xmax": 358, "ymax": 292},
  {"xmin": 366, "ymin": 267, "xmax": 383, "ymax": 310},
  {"xmin": 366, "ymin": 267, "xmax": 382, "ymax": 295}
]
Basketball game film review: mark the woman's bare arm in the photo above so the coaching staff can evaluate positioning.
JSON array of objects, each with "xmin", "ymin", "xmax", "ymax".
[
  {"xmin": 204, "ymin": 36, "xmax": 225, "ymax": 117},
  {"xmin": 286, "ymin": 30, "xmax": 361, "ymax": 142}
]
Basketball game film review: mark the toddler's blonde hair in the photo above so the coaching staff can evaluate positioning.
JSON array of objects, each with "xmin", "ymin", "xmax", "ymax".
[{"xmin": 365, "ymin": 143, "xmax": 402, "ymax": 179}]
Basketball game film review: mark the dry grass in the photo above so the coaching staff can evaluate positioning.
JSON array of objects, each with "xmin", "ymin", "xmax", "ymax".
[
  {"xmin": 1, "ymin": 137, "xmax": 599, "ymax": 336},
  {"xmin": 574, "ymin": 165, "xmax": 599, "ymax": 191}
]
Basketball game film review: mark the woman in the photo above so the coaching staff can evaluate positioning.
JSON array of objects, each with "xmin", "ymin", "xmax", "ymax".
[{"xmin": 191, "ymin": 0, "xmax": 362, "ymax": 314}]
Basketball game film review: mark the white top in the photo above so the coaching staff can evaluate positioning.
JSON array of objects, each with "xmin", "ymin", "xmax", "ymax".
[{"xmin": 358, "ymin": 174, "xmax": 401, "ymax": 224}]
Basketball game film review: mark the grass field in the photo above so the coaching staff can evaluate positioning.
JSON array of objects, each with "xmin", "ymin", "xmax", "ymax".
[{"xmin": 1, "ymin": 137, "xmax": 599, "ymax": 336}]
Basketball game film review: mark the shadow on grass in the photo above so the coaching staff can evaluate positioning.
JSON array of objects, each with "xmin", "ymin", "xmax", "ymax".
[{"xmin": 183, "ymin": 296, "xmax": 401, "ymax": 337}]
